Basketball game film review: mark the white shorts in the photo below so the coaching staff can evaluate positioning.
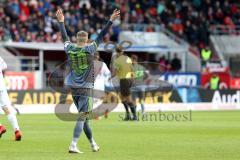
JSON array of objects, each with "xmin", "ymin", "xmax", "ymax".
[{"xmin": 0, "ymin": 90, "xmax": 11, "ymax": 108}]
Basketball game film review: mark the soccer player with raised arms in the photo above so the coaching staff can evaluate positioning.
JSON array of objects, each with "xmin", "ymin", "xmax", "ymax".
[{"xmin": 55, "ymin": 8, "xmax": 120, "ymax": 153}]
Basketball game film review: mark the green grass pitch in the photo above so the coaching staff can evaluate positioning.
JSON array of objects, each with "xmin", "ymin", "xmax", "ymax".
[{"xmin": 0, "ymin": 111, "xmax": 240, "ymax": 160}]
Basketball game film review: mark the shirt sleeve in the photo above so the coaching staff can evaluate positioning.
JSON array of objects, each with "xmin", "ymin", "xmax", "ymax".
[
  {"xmin": 64, "ymin": 41, "xmax": 73, "ymax": 53},
  {"xmin": 59, "ymin": 22, "xmax": 70, "ymax": 43},
  {"xmin": 85, "ymin": 42, "xmax": 98, "ymax": 55},
  {"xmin": 127, "ymin": 57, "xmax": 132, "ymax": 64},
  {"xmin": 94, "ymin": 20, "xmax": 113, "ymax": 46},
  {"xmin": 103, "ymin": 63, "xmax": 111, "ymax": 77}
]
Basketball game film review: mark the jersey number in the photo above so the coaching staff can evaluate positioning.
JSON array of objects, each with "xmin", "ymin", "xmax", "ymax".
[{"xmin": 68, "ymin": 51, "xmax": 88, "ymax": 74}]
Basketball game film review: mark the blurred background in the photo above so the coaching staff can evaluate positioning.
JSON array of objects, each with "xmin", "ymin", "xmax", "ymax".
[{"xmin": 0, "ymin": 0, "xmax": 240, "ymax": 111}]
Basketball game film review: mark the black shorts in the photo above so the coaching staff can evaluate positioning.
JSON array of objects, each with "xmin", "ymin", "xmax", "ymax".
[{"xmin": 119, "ymin": 79, "xmax": 133, "ymax": 97}]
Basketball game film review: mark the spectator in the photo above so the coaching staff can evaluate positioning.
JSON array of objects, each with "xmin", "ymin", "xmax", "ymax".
[
  {"xmin": 20, "ymin": 1, "xmax": 30, "ymax": 18},
  {"xmin": 0, "ymin": 0, "xmax": 239, "ymax": 46},
  {"xmin": 201, "ymin": 46, "xmax": 212, "ymax": 70},
  {"xmin": 210, "ymin": 74, "xmax": 220, "ymax": 90},
  {"xmin": 158, "ymin": 55, "xmax": 167, "ymax": 72},
  {"xmin": 10, "ymin": 0, "xmax": 20, "ymax": 16},
  {"xmin": 157, "ymin": 1, "xmax": 165, "ymax": 15},
  {"xmin": 171, "ymin": 53, "xmax": 182, "ymax": 71}
]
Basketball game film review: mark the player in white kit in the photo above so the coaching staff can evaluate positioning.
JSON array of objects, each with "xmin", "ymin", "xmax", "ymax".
[{"xmin": 0, "ymin": 56, "xmax": 22, "ymax": 141}]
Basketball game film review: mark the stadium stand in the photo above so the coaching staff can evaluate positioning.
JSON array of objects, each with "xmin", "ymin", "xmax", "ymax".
[
  {"xmin": 210, "ymin": 34, "xmax": 240, "ymax": 57},
  {"xmin": 0, "ymin": 0, "xmax": 239, "ymax": 48}
]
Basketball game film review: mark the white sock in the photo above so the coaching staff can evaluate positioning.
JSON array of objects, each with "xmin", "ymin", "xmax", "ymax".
[
  {"xmin": 71, "ymin": 138, "xmax": 78, "ymax": 147},
  {"xmin": 7, "ymin": 113, "xmax": 20, "ymax": 131},
  {"xmin": 90, "ymin": 138, "xmax": 97, "ymax": 146}
]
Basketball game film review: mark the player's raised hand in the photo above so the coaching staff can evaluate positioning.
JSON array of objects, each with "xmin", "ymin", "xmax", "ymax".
[
  {"xmin": 110, "ymin": 9, "xmax": 120, "ymax": 22},
  {"xmin": 56, "ymin": 9, "xmax": 64, "ymax": 22}
]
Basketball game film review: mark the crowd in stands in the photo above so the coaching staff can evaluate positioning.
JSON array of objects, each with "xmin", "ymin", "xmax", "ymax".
[
  {"xmin": 145, "ymin": 53, "xmax": 182, "ymax": 74},
  {"xmin": 0, "ymin": 0, "xmax": 120, "ymax": 42},
  {"xmin": 158, "ymin": 53, "xmax": 182, "ymax": 72},
  {"xmin": 0, "ymin": 0, "xmax": 239, "ymax": 48}
]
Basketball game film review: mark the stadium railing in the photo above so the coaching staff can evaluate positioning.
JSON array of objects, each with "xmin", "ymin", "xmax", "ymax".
[
  {"xmin": 3, "ymin": 55, "xmax": 39, "ymax": 71},
  {"xmin": 121, "ymin": 23, "xmax": 188, "ymax": 46},
  {"xmin": 210, "ymin": 25, "xmax": 240, "ymax": 35}
]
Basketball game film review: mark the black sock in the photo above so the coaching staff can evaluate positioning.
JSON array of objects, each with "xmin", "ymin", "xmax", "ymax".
[
  {"xmin": 122, "ymin": 102, "xmax": 130, "ymax": 119},
  {"xmin": 127, "ymin": 102, "xmax": 137, "ymax": 119}
]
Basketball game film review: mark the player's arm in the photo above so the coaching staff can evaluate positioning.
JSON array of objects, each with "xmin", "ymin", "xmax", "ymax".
[
  {"xmin": 93, "ymin": 9, "xmax": 120, "ymax": 47},
  {"xmin": 110, "ymin": 65, "xmax": 118, "ymax": 79},
  {"xmin": 56, "ymin": 9, "xmax": 70, "ymax": 43},
  {"xmin": 0, "ymin": 57, "xmax": 7, "ymax": 71},
  {"xmin": 109, "ymin": 60, "xmax": 119, "ymax": 79},
  {"xmin": 110, "ymin": 68, "xmax": 118, "ymax": 79},
  {"xmin": 129, "ymin": 58, "xmax": 135, "ymax": 79}
]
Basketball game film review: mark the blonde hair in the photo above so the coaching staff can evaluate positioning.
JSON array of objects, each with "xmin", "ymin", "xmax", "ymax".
[
  {"xmin": 77, "ymin": 31, "xmax": 88, "ymax": 43},
  {"xmin": 116, "ymin": 45, "xmax": 123, "ymax": 53}
]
